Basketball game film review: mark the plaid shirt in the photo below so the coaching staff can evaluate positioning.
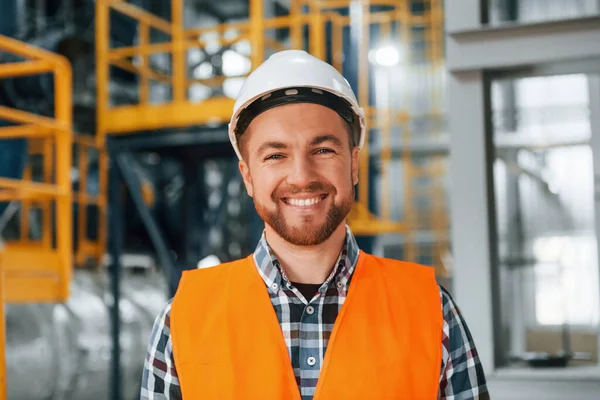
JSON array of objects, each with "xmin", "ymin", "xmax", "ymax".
[{"xmin": 141, "ymin": 227, "xmax": 489, "ymax": 399}]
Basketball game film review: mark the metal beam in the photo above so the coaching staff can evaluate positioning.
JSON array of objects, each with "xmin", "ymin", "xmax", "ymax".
[
  {"xmin": 181, "ymin": 159, "xmax": 202, "ymax": 265},
  {"xmin": 447, "ymin": 70, "xmax": 500, "ymax": 373},
  {"xmin": 447, "ymin": 16, "xmax": 600, "ymax": 73},
  {"xmin": 366, "ymin": 134, "xmax": 591, "ymax": 157},
  {"xmin": 104, "ymin": 97, "xmax": 235, "ymax": 134},
  {"xmin": 115, "ymin": 152, "xmax": 177, "ymax": 295},
  {"xmin": 106, "ymin": 128, "xmax": 231, "ymax": 152},
  {"xmin": 489, "ymin": 57, "xmax": 600, "ymax": 80},
  {"xmin": 108, "ymin": 161, "xmax": 123, "ymax": 400},
  {"xmin": 503, "ymin": 150, "xmax": 526, "ymax": 360}
]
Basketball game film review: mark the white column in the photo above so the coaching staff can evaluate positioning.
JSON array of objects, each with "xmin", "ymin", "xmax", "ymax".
[
  {"xmin": 447, "ymin": 70, "xmax": 497, "ymax": 374},
  {"xmin": 444, "ymin": 0, "xmax": 482, "ymax": 31},
  {"xmin": 584, "ymin": 0, "xmax": 600, "ymax": 14},
  {"xmin": 445, "ymin": 0, "xmax": 497, "ymax": 375},
  {"xmin": 588, "ymin": 74, "xmax": 600, "ymax": 365},
  {"xmin": 586, "ymin": 0, "xmax": 600, "ymax": 365}
]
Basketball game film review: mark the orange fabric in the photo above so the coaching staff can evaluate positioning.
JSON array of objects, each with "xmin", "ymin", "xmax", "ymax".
[{"xmin": 171, "ymin": 252, "xmax": 443, "ymax": 399}]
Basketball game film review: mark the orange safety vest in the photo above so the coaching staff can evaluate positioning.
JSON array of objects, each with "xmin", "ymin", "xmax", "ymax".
[{"xmin": 171, "ymin": 251, "xmax": 443, "ymax": 399}]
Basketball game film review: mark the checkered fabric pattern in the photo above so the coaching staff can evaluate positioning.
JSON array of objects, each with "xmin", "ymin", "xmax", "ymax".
[{"xmin": 141, "ymin": 226, "xmax": 489, "ymax": 399}]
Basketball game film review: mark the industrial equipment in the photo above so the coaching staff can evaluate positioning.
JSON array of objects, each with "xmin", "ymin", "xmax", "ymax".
[{"xmin": 6, "ymin": 266, "xmax": 168, "ymax": 400}]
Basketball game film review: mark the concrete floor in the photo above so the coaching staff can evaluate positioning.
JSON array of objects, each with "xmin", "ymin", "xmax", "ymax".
[
  {"xmin": 487, "ymin": 365, "xmax": 600, "ymax": 400},
  {"xmin": 488, "ymin": 380, "xmax": 600, "ymax": 399}
]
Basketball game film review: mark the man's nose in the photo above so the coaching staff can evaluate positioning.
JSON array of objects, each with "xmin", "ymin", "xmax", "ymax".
[{"xmin": 287, "ymin": 156, "xmax": 318, "ymax": 188}]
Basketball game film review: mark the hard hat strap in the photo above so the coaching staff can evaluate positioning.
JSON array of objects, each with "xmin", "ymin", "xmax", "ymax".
[{"xmin": 234, "ymin": 87, "xmax": 358, "ymax": 141}]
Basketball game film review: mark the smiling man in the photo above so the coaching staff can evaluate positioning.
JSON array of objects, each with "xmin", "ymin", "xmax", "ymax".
[{"xmin": 141, "ymin": 50, "xmax": 489, "ymax": 400}]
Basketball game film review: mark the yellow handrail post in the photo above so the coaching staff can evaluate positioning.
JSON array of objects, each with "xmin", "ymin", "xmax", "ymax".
[
  {"xmin": 20, "ymin": 166, "xmax": 32, "ymax": 242},
  {"xmin": 71, "ymin": 135, "xmax": 106, "ymax": 267},
  {"xmin": 139, "ymin": 22, "xmax": 150, "ymax": 104},
  {"xmin": 96, "ymin": 0, "xmax": 109, "ymax": 263},
  {"xmin": 95, "ymin": 0, "xmax": 109, "ymax": 148},
  {"xmin": 53, "ymin": 56, "xmax": 73, "ymax": 301},
  {"xmin": 250, "ymin": 0, "xmax": 265, "ymax": 68},
  {"xmin": 172, "ymin": 0, "xmax": 186, "ymax": 102},
  {"xmin": 330, "ymin": 14, "xmax": 343, "ymax": 72},
  {"xmin": 428, "ymin": 0, "xmax": 447, "ymax": 273},
  {"xmin": 97, "ymin": 150, "xmax": 109, "ymax": 263},
  {"xmin": 399, "ymin": 0, "xmax": 416, "ymax": 262},
  {"xmin": 380, "ymin": 20, "xmax": 392, "ymax": 221},
  {"xmin": 290, "ymin": 0, "xmax": 303, "ymax": 50},
  {"xmin": 309, "ymin": 0, "xmax": 325, "ymax": 59},
  {"xmin": 42, "ymin": 138, "xmax": 53, "ymax": 248},
  {"xmin": 358, "ymin": 0, "xmax": 370, "ymax": 209},
  {"xmin": 77, "ymin": 143, "xmax": 88, "ymax": 263}
]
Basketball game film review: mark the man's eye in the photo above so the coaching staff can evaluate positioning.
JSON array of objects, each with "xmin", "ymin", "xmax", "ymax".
[
  {"xmin": 265, "ymin": 154, "xmax": 283, "ymax": 160},
  {"xmin": 315, "ymin": 148, "xmax": 334, "ymax": 154}
]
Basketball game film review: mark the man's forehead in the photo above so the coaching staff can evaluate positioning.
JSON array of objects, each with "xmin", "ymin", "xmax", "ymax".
[
  {"xmin": 248, "ymin": 105, "xmax": 346, "ymax": 136},
  {"xmin": 255, "ymin": 103, "xmax": 344, "ymax": 126},
  {"xmin": 250, "ymin": 128, "xmax": 346, "ymax": 148}
]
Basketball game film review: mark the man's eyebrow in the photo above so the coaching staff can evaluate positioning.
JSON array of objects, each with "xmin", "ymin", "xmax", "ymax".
[
  {"xmin": 309, "ymin": 134, "xmax": 344, "ymax": 147},
  {"xmin": 257, "ymin": 141, "xmax": 288, "ymax": 155}
]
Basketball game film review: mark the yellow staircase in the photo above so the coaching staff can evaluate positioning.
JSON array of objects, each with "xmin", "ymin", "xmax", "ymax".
[
  {"xmin": 0, "ymin": 33, "xmax": 73, "ymax": 398},
  {"xmin": 0, "ymin": 34, "xmax": 73, "ymax": 303}
]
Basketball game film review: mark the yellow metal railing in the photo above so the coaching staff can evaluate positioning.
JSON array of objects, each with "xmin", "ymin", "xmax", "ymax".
[
  {"xmin": 72, "ymin": 134, "xmax": 107, "ymax": 267},
  {"xmin": 0, "ymin": 33, "xmax": 73, "ymax": 398},
  {"xmin": 0, "ymin": 34, "xmax": 73, "ymax": 301},
  {"xmin": 21, "ymin": 134, "xmax": 105, "ymax": 268},
  {"xmin": 95, "ymin": 0, "xmax": 448, "ymax": 271}
]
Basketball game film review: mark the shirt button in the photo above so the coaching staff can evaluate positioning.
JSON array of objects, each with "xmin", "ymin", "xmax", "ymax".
[
  {"xmin": 307, "ymin": 356, "xmax": 316, "ymax": 366},
  {"xmin": 306, "ymin": 306, "xmax": 314, "ymax": 315},
  {"xmin": 272, "ymin": 283, "xmax": 279, "ymax": 291},
  {"xmin": 336, "ymin": 281, "xmax": 344, "ymax": 289}
]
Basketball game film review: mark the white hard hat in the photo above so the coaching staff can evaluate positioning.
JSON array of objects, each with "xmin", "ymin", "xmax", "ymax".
[{"xmin": 228, "ymin": 49, "xmax": 366, "ymax": 160}]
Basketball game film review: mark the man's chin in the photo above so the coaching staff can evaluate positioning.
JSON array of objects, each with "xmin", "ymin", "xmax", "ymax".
[
  {"xmin": 273, "ymin": 221, "xmax": 344, "ymax": 246},
  {"xmin": 282, "ymin": 212, "xmax": 326, "ymax": 226},
  {"xmin": 279, "ymin": 231, "xmax": 331, "ymax": 246}
]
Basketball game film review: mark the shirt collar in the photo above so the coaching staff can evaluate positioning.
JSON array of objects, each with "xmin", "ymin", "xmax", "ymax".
[{"xmin": 253, "ymin": 225, "xmax": 360, "ymax": 296}]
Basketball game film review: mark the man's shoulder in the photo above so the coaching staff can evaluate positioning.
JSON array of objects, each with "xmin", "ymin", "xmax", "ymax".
[
  {"xmin": 361, "ymin": 252, "xmax": 436, "ymax": 276},
  {"xmin": 174, "ymin": 255, "xmax": 254, "ymax": 300},
  {"xmin": 181, "ymin": 256, "xmax": 252, "ymax": 279},
  {"xmin": 360, "ymin": 253, "xmax": 441, "ymax": 296}
]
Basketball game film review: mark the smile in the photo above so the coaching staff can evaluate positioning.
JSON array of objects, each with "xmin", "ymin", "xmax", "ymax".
[{"xmin": 282, "ymin": 194, "xmax": 328, "ymax": 207}]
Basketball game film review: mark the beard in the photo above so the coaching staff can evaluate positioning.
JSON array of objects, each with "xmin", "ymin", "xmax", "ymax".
[{"xmin": 254, "ymin": 180, "xmax": 354, "ymax": 246}]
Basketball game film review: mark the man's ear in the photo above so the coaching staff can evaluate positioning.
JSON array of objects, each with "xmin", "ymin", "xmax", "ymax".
[
  {"xmin": 351, "ymin": 147, "xmax": 360, "ymax": 186},
  {"xmin": 238, "ymin": 160, "xmax": 254, "ymax": 197}
]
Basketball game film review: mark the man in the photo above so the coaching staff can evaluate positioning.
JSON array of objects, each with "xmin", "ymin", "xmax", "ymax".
[{"xmin": 141, "ymin": 50, "xmax": 489, "ymax": 399}]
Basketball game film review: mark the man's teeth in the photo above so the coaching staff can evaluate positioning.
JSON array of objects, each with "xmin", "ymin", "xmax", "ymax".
[{"xmin": 287, "ymin": 197, "xmax": 323, "ymax": 207}]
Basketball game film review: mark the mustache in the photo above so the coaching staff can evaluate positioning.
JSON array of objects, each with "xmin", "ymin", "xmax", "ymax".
[{"xmin": 273, "ymin": 181, "xmax": 336, "ymax": 199}]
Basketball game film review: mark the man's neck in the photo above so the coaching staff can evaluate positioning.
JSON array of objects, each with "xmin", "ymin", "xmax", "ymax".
[{"xmin": 264, "ymin": 223, "xmax": 347, "ymax": 284}]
